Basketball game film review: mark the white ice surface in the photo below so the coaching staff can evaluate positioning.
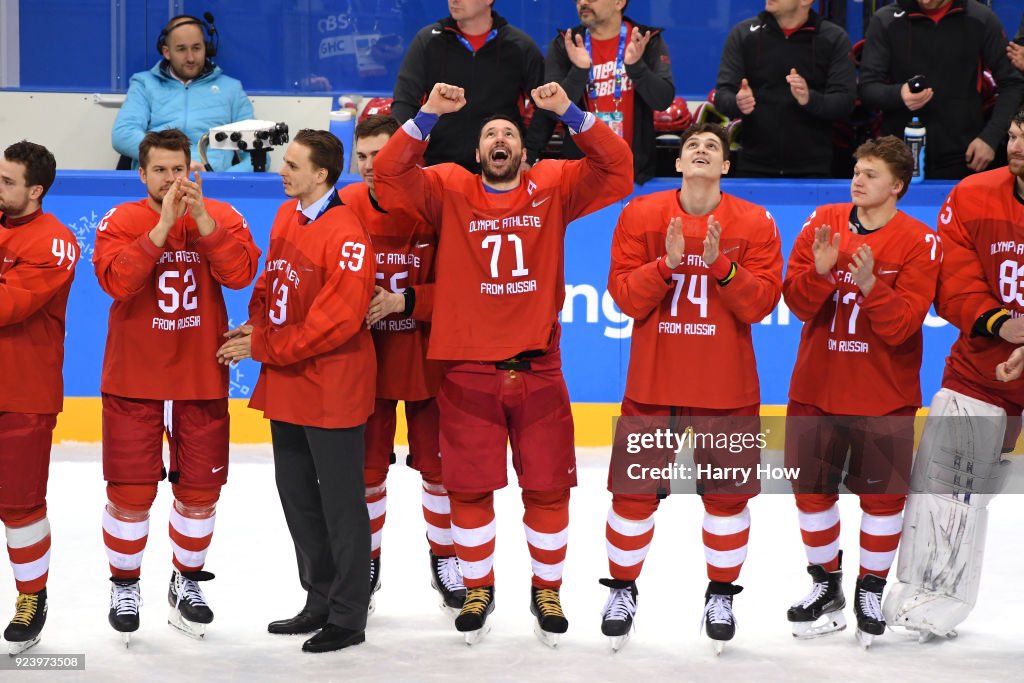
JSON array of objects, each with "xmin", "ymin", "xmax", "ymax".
[{"xmin": 3, "ymin": 444, "xmax": 1020, "ymax": 682}]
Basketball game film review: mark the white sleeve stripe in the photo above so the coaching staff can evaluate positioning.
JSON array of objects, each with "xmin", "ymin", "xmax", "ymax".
[
  {"xmin": 568, "ymin": 112, "xmax": 596, "ymax": 136},
  {"xmin": 403, "ymin": 119, "xmax": 426, "ymax": 141}
]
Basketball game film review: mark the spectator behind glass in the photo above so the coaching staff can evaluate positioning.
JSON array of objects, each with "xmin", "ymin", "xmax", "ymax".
[
  {"xmin": 715, "ymin": 0, "xmax": 856, "ymax": 178},
  {"xmin": 391, "ymin": 0, "xmax": 547, "ymax": 172},
  {"xmin": 1007, "ymin": 13, "xmax": 1024, "ymax": 73},
  {"xmin": 534, "ymin": 0, "xmax": 674, "ymax": 185},
  {"xmin": 859, "ymin": 0, "xmax": 1024, "ymax": 180},
  {"xmin": 112, "ymin": 14, "xmax": 255, "ymax": 173}
]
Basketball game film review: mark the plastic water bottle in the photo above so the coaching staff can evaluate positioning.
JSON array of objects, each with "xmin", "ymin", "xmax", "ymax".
[
  {"xmin": 329, "ymin": 109, "xmax": 355, "ymax": 175},
  {"xmin": 904, "ymin": 117, "xmax": 925, "ymax": 183}
]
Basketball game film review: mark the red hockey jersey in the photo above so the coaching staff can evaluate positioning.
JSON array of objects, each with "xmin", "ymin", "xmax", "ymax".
[
  {"xmin": 248, "ymin": 197, "xmax": 376, "ymax": 429},
  {"xmin": 374, "ymin": 118, "xmax": 633, "ymax": 361},
  {"xmin": 93, "ymin": 198, "xmax": 260, "ymax": 400},
  {"xmin": 339, "ymin": 182, "xmax": 440, "ymax": 401},
  {"xmin": 609, "ymin": 190, "xmax": 782, "ymax": 409},
  {"xmin": 936, "ymin": 168, "xmax": 1024, "ymax": 405},
  {"xmin": 785, "ymin": 203, "xmax": 941, "ymax": 415},
  {"xmin": 0, "ymin": 211, "xmax": 77, "ymax": 414}
]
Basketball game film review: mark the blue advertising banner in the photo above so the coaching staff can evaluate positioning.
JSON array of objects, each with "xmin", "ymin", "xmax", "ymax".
[{"xmin": 45, "ymin": 172, "xmax": 959, "ymax": 406}]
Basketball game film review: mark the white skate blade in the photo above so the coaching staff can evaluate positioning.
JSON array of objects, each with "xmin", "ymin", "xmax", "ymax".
[
  {"xmin": 122, "ymin": 632, "xmax": 132, "ymax": 648},
  {"xmin": 368, "ymin": 580, "xmax": 382, "ymax": 617},
  {"xmin": 168, "ymin": 607, "xmax": 207, "ymax": 640},
  {"xmin": 533, "ymin": 622, "xmax": 560, "ymax": 648},
  {"xmin": 8, "ymin": 636, "xmax": 40, "ymax": 655},
  {"xmin": 462, "ymin": 622, "xmax": 491, "ymax": 646},
  {"xmin": 791, "ymin": 610, "xmax": 847, "ymax": 639},
  {"xmin": 438, "ymin": 599, "xmax": 461, "ymax": 620},
  {"xmin": 711, "ymin": 639, "xmax": 726, "ymax": 656},
  {"xmin": 608, "ymin": 632, "xmax": 631, "ymax": 652},
  {"xmin": 856, "ymin": 628, "xmax": 876, "ymax": 649},
  {"xmin": 903, "ymin": 626, "xmax": 956, "ymax": 644}
]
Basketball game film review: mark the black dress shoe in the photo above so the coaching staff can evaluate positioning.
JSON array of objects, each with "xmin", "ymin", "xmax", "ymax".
[
  {"xmin": 301, "ymin": 624, "xmax": 365, "ymax": 652},
  {"xmin": 267, "ymin": 609, "xmax": 329, "ymax": 635}
]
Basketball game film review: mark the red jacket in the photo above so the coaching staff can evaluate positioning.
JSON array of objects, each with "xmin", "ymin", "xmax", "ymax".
[
  {"xmin": 785, "ymin": 203, "xmax": 941, "ymax": 414},
  {"xmin": 0, "ymin": 211, "xmax": 78, "ymax": 414},
  {"xmin": 609, "ymin": 190, "xmax": 782, "ymax": 408},
  {"xmin": 93, "ymin": 198, "xmax": 260, "ymax": 399},
  {"xmin": 248, "ymin": 196, "xmax": 376, "ymax": 428},
  {"xmin": 374, "ymin": 117, "xmax": 633, "ymax": 361},
  {"xmin": 935, "ymin": 168, "xmax": 1024, "ymax": 405},
  {"xmin": 339, "ymin": 182, "xmax": 440, "ymax": 401}
]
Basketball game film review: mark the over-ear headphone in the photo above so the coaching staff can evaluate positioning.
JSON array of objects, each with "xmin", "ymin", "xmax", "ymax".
[{"xmin": 156, "ymin": 12, "xmax": 219, "ymax": 59}]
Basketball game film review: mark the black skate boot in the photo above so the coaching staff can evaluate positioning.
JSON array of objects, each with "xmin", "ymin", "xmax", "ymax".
[
  {"xmin": 530, "ymin": 587, "xmax": 568, "ymax": 648},
  {"xmin": 854, "ymin": 574, "xmax": 887, "ymax": 648},
  {"xmin": 702, "ymin": 581, "xmax": 743, "ymax": 654},
  {"xmin": 369, "ymin": 556, "xmax": 381, "ymax": 616},
  {"xmin": 429, "ymin": 552, "xmax": 466, "ymax": 617},
  {"xmin": 788, "ymin": 552, "xmax": 846, "ymax": 638},
  {"xmin": 168, "ymin": 569, "xmax": 214, "ymax": 639},
  {"xmin": 109, "ymin": 577, "xmax": 141, "ymax": 647},
  {"xmin": 599, "ymin": 578, "xmax": 637, "ymax": 652},
  {"xmin": 455, "ymin": 585, "xmax": 495, "ymax": 645},
  {"xmin": 4, "ymin": 588, "xmax": 47, "ymax": 654}
]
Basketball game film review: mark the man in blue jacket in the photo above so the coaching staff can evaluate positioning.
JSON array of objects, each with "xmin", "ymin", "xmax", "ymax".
[{"xmin": 112, "ymin": 15, "xmax": 254, "ymax": 172}]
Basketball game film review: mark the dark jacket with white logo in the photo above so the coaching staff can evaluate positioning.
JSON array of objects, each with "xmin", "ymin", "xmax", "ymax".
[
  {"xmin": 859, "ymin": 0, "xmax": 1024, "ymax": 180},
  {"xmin": 715, "ymin": 10, "xmax": 856, "ymax": 177},
  {"xmin": 391, "ymin": 11, "xmax": 546, "ymax": 172}
]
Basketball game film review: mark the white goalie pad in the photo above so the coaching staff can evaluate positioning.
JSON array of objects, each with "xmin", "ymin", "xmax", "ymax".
[{"xmin": 883, "ymin": 389, "xmax": 1008, "ymax": 639}]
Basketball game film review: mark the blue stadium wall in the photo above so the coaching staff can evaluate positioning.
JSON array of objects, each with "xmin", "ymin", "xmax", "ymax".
[{"xmin": 47, "ymin": 173, "xmax": 959, "ymax": 442}]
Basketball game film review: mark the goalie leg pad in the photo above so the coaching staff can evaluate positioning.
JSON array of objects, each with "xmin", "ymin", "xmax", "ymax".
[{"xmin": 883, "ymin": 389, "xmax": 1007, "ymax": 638}]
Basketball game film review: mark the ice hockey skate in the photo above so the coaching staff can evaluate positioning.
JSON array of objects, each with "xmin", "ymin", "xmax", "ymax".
[
  {"xmin": 167, "ymin": 569, "xmax": 215, "ymax": 640},
  {"xmin": 455, "ymin": 585, "xmax": 494, "ymax": 645},
  {"xmin": 530, "ymin": 587, "xmax": 568, "ymax": 648},
  {"xmin": 4, "ymin": 588, "xmax": 47, "ymax": 655},
  {"xmin": 788, "ymin": 553, "xmax": 846, "ymax": 639},
  {"xmin": 599, "ymin": 578, "xmax": 637, "ymax": 652},
  {"xmin": 369, "ymin": 556, "xmax": 381, "ymax": 616},
  {"xmin": 429, "ymin": 552, "xmax": 466, "ymax": 618},
  {"xmin": 854, "ymin": 575, "xmax": 886, "ymax": 649},
  {"xmin": 702, "ymin": 581, "xmax": 742, "ymax": 655},
  {"xmin": 109, "ymin": 577, "xmax": 141, "ymax": 647}
]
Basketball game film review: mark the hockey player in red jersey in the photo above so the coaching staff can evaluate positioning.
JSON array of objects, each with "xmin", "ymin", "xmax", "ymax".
[
  {"xmin": 883, "ymin": 111, "xmax": 1024, "ymax": 642},
  {"xmin": 93, "ymin": 129, "xmax": 260, "ymax": 643},
  {"xmin": 0, "ymin": 141, "xmax": 76, "ymax": 654},
  {"xmin": 340, "ymin": 114, "xmax": 464, "ymax": 617},
  {"xmin": 374, "ymin": 81, "xmax": 633, "ymax": 645},
  {"xmin": 601, "ymin": 123, "xmax": 783, "ymax": 652},
  {"xmin": 783, "ymin": 136, "xmax": 941, "ymax": 647},
  {"xmin": 218, "ymin": 129, "xmax": 377, "ymax": 653}
]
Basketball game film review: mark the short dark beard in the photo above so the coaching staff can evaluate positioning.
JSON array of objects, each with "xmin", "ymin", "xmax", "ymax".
[
  {"xmin": 1011, "ymin": 159, "xmax": 1024, "ymax": 179},
  {"xmin": 0, "ymin": 198, "xmax": 28, "ymax": 217},
  {"xmin": 481, "ymin": 155, "xmax": 522, "ymax": 185}
]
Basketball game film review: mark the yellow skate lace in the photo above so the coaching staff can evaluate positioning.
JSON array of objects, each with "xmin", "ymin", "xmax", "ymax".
[
  {"xmin": 534, "ymin": 589, "xmax": 564, "ymax": 618},
  {"xmin": 459, "ymin": 587, "xmax": 492, "ymax": 617},
  {"xmin": 11, "ymin": 593, "xmax": 38, "ymax": 626}
]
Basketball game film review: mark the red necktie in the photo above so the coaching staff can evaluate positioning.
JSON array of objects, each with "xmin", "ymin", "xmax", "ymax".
[{"xmin": 297, "ymin": 212, "xmax": 310, "ymax": 225}]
